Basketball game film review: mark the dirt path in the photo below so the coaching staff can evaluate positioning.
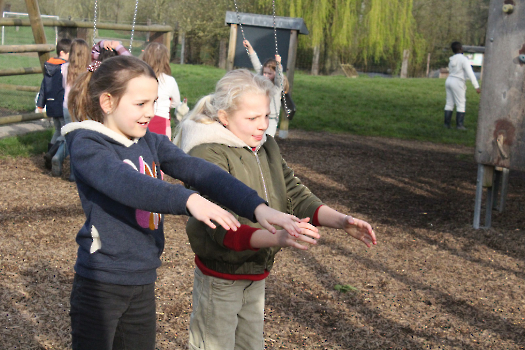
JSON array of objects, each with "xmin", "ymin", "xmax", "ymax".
[{"xmin": 1, "ymin": 130, "xmax": 524, "ymax": 349}]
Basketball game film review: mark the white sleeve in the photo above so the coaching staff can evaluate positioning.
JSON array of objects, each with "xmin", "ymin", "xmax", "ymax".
[
  {"xmin": 169, "ymin": 77, "xmax": 181, "ymax": 108},
  {"xmin": 249, "ymin": 52, "xmax": 262, "ymax": 74},
  {"xmin": 463, "ymin": 56, "xmax": 479, "ymax": 89}
]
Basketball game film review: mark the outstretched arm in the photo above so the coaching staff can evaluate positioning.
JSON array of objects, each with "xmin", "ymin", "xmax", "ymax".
[
  {"xmin": 250, "ymin": 218, "xmax": 319, "ymax": 250},
  {"xmin": 316, "ymin": 205, "xmax": 377, "ymax": 248}
]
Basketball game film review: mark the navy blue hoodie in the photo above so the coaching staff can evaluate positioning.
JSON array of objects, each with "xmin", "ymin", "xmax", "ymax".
[
  {"xmin": 63, "ymin": 121, "xmax": 266, "ymax": 285},
  {"xmin": 36, "ymin": 57, "xmax": 66, "ymax": 117}
]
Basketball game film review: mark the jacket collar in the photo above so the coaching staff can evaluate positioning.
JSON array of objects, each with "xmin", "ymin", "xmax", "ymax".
[
  {"xmin": 61, "ymin": 120, "xmax": 139, "ymax": 147},
  {"xmin": 178, "ymin": 118, "xmax": 266, "ymax": 154}
]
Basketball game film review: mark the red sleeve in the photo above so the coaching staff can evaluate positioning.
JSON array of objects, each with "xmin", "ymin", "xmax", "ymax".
[
  {"xmin": 223, "ymin": 225, "xmax": 260, "ymax": 251},
  {"xmin": 312, "ymin": 205, "xmax": 323, "ymax": 226}
]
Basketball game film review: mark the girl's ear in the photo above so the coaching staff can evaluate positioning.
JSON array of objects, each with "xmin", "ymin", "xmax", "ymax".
[
  {"xmin": 99, "ymin": 93, "xmax": 114, "ymax": 114},
  {"xmin": 218, "ymin": 109, "xmax": 229, "ymax": 126}
]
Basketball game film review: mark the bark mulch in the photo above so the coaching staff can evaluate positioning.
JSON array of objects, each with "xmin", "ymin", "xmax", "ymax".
[{"xmin": 1, "ymin": 130, "xmax": 524, "ymax": 349}]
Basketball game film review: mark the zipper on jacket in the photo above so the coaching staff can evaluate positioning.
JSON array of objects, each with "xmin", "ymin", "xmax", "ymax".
[{"xmin": 252, "ymin": 150, "xmax": 269, "ymax": 202}]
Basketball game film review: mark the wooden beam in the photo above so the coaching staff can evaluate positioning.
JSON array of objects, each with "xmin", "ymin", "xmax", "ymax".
[
  {"xmin": 0, "ymin": 112, "xmax": 44, "ymax": 125},
  {"xmin": 24, "ymin": 0, "xmax": 50, "ymax": 70},
  {"xmin": 0, "ymin": 67, "xmax": 42, "ymax": 76},
  {"xmin": 0, "ymin": 83, "xmax": 40, "ymax": 92},
  {"xmin": 0, "ymin": 18, "xmax": 172, "ymax": 32},
  {"xmin": 227, "ymin": 24, "xmax": 237, "ymax": 72},
  {"xmin": 0, "ymin": 44, "xmax": 55, "ymax": 53}
]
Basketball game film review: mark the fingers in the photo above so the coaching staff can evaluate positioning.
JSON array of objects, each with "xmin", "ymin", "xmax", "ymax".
[{"xmin": 257, "ymin": 219, "xmax": 275, "ymax": 234}]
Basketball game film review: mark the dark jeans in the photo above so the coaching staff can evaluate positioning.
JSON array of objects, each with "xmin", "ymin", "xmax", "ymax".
[{"xmin": 70, "ymin": 274, "xmax": 156, "ymax": 350}]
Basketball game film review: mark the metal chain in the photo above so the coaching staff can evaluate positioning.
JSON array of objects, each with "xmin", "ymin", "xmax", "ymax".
[
  {"xmin": 233, "ymin": 0, "xmax": 250, "ymax": 56},
  {"xmin": 92, "ymin": 0, "xmax": 98, "ymax": 47},
  {"xmin": 272, "ymin": 0, "xmax": 290, "ymax": 118},
  {"xmin": 233, "ymin": 0, "xmax": 291, "ymax": 118},
  {"xmin": 129, "ymin": 0, "xmax": 139, "ymax": 52}
]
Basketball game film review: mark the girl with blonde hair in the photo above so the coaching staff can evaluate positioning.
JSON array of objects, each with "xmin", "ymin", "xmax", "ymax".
[{"xmin": 175, "ymin": 69, "xmax": 376, "ymax": 350}]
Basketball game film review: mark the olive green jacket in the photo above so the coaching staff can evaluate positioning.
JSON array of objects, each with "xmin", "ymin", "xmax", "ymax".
[{"xmin": 178, "ymin": 119, "xmax": 323, "ymax": 275}]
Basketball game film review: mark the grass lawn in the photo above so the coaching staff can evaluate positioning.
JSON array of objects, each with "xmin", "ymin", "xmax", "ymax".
[{"xmin": 0, "ymin": 57, "xmax": 481, "ymax": 157}]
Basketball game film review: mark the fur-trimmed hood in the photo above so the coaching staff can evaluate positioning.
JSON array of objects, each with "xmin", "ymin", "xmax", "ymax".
[
  {"xmin": 62, "ymin": 120, "xmax": 140, "ymax": 147},
  {"xmin": 177, "ymin": 118, "xmax": 267, "ymax": 154}
]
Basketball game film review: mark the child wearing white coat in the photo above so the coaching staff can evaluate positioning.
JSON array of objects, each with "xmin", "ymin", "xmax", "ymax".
[{"xmin": 444, "ymin": 41, "xmax": 481, "ymax": 130}]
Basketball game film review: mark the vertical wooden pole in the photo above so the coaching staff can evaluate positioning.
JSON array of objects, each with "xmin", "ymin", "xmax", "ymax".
[
  {"xmin": 163, "ymin": 31, "xmax": 172, "ymax": 54},
  {"xmin": 24, "ymin": 0, "xmax": 50, "ymax": 70},
  {"xmin": 426, "ymin": 53, "xmax": 431, "ymax": 77},
  {"xmin": 227, "ymin": 24, "xmax": 237, "ymax": 72},
  {"xmin": 400, "ymin": 49, "xmax": 410, "ymax": 78},
  {"xmin": 278, "ymin": 30, "xmax": 298, "ymax": 139},
  {"xmin": 219, "ymin": 38, "xmax": 227, "ymax": 70},
  {"xmin": 311, "ymin": 45, "xmax": 320, "ymax": 76},
  {"xmin": 286, "ymin": 29, "xmax": 298, "ymax": 93},
  {"xmin": 180, "ymin": 31, "xmax": 185, "ymax": 65}
]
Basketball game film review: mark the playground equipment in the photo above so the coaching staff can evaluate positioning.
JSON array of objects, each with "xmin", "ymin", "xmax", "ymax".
[
  {"xmin": 225, "ymin": 10, "xmax": 308, "ymax": 138},
  {"xmin": 0, "ymin": 0, "xmax": 172, "ymax": 126},
  {"xmin": 473, "ymin": 0, "xmax": 524, "ymax": 229}
]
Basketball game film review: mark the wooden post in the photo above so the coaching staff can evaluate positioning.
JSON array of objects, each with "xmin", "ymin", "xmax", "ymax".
[
  {"xmin": 311, "ymin": 45, "xmax": 320, "ymax": 76},
  {"xmin": 278, "ymin": 29, "xmax": 298, "ymax": 139},
  {"xmin": 286, "ymin": 29, "xmax": 298, "ymax": 94},
  {"xmin": 400, "ymin": 49, "xmax": 410, "ymax": 78},
  {"xmin": 219, "ymin": 38, "xmax": 227, "ymax": 70},
  {"xmin": 180, "ymin": 31, "xmax": 185, "ymax": 65},
  {"xmin": 24, "ymin": 0, "xmax": 50, "ymax": 70},
  {"xmin": 426, "ymin": 53, "xmax": 431, "ymax": 77},
  {"xmin": 226, "ymin": 24, "xmax": 237, "ymax": 71}
]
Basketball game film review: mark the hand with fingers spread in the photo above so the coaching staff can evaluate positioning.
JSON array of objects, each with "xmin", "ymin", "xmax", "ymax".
[
  {"xmin": 342, "ymin": 216, "xmax": 377, "ymax": 248},
  {"xmin": 250, "ymin": 218, "xmax": 320, "ymax": 250},
  {"xmin": 186, "ymin": 193, "xmax": 240, "ymax": 231},
  {"xmin": 254, "ymin": 204, "xmax": 302, "ymax": 237}
]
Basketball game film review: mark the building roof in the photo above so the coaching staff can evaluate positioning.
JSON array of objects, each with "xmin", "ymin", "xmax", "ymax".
[{"xmin": 225, "ymin": 11, "xmax": 309, "ymax": 35}]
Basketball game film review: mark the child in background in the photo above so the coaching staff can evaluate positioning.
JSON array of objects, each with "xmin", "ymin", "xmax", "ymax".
[
  {"xmin": 37, "ymin": 38, "xmax": 71, "ymax": 169},
  {"xmin": 243, "ymin": 39, "xmax": 284, "ymax": 137},
  {"xmin": 91, "ymin": 39, "xmax": 131, "ymax": 62},
  {"xmin": 142, "ymin": 42, "xmax": 184, "ymax": 140},
  {"xmin": 175, "ymin": 69, "xmax": 377, "ymax": 350},
  {"xmin": 51, "ymin": 39, "xmax": 91, "ymax": 180},
  {"xmin": 62, "ymin": 56, "xmax": 302, "ymax": 350},
  {"xmin": 444, "ymin": 41, "xmax": 481, "ymax": 130}
]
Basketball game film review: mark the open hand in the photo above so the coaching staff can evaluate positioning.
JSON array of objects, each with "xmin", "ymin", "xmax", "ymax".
[
  {"xmin": 343, "ymin": 216, "xmax": 377, "ymax": 247},
  {"xmin": 186, "ymin": 193, "xmax": 240, "ymax": 231},
  {"xmin": 275, "ymin": 219, "xmax": 319, "ymax": 250},
  {"xmin": 254, "ymin": 204, "xmax": 301, "ymax": 236}
]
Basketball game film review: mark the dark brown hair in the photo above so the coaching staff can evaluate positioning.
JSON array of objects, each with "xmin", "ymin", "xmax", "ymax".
[
  {"xmin": 56, "ymin": 38, "xmax": 72, "ymax": 55},
  {"xmin": 68, "ymin": 55, "xmax": 157, "ymax": 123}
]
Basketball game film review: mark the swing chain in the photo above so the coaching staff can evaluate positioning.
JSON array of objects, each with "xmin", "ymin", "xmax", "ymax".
[
  {"xmin": 93, "ymin": 0, "xmax": 98, "ymax": 47},
  {"xmin": 129, "ymin": 0, "xmax": 139, "ymax": 52},
  {"xmin": 233, "ymin": 0, "xmax": 291, "ymax": 118},
  {"xmin": 233, "ymin": 0, "xmax": 250, "ymax": 56},
  {"xmin": 271, "ymin": 0, "xmax": 290, "ymax": 118}
]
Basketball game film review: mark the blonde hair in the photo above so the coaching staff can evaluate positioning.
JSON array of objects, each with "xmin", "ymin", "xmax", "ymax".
[
  {"xmin": 142, "ymin": 42, "xmax": 171, "ymax": 79},
  {"xmin": 66, "ymin": 39, "xmax": 91, "ymax": 87},
  {"xmin": 174, "ymin": 69, "xmax": 273, "ymax": 145},
  {"xmin": 68, "ymin": 56, "xmax": 157, "ymax": 123}
]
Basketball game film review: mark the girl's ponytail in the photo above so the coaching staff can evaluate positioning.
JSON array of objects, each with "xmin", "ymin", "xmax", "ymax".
[
  {"xmin": 173, "ymin": 95, "xmax": 215, "ymax": 146},
  {"xmin": 68, "ymin": 71, "xmax": 94, "ymax": 122}
]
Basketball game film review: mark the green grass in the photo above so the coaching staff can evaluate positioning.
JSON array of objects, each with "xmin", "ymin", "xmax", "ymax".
[
  {"xmin": 0, "ymin": 128, "xmax": 52, "ymax": 158},
  {"xmin": 0, "ymin": 60, "xmax": 481, "ymax": 158}
]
